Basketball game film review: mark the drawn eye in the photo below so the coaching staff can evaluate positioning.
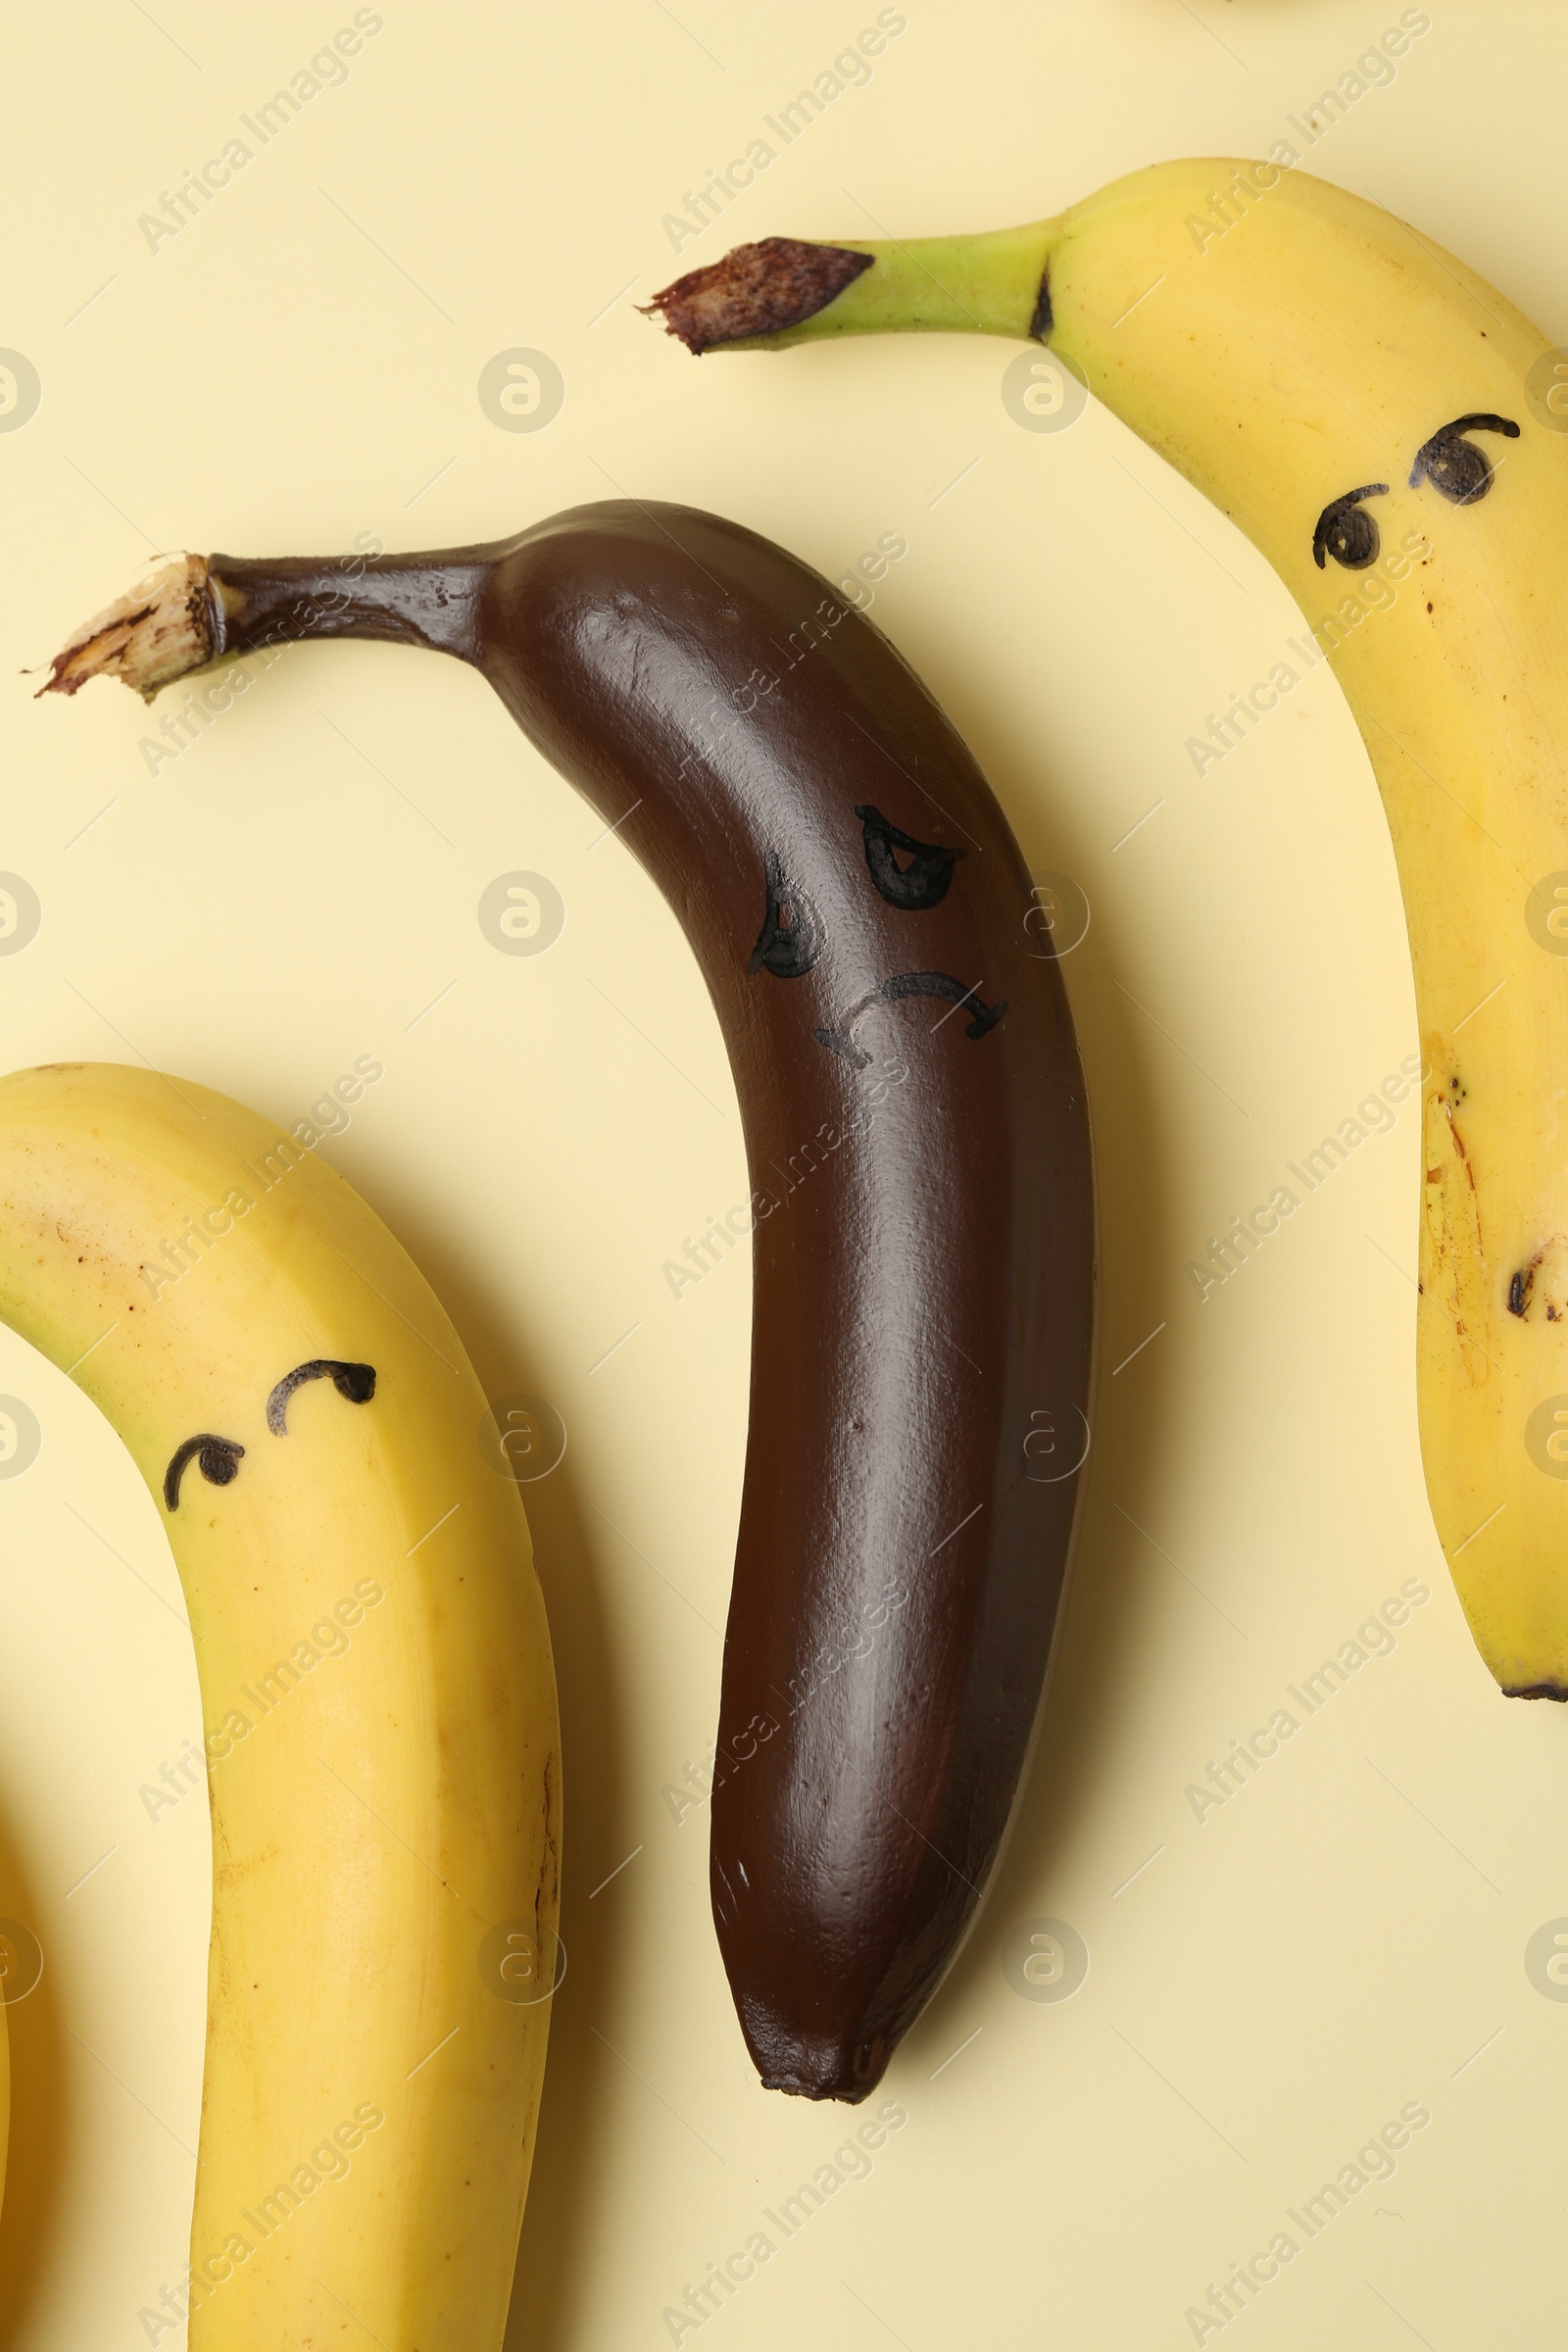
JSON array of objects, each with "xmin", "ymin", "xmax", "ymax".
[
  {"xmin": 267, "ymin": 1358, "xmax": 376, "ymax": 1435},
  {"xmin": 165, "ymin": 1433, "xmax": 245, "ymax": 1511},
  {"xmin": 1408, "ymin": 413, "xmax": 1520, "ymax": 504},
  {"xmin": 854, "ymin": 805, "xmax": 963, "ymax": 911},
  {"xmin": 748, "ymin": 850, "xmax": 822, "ymax": 979},
  {"xmin": 1312, "ymin": 484, "xmax": 1389, "ymax": 570}
]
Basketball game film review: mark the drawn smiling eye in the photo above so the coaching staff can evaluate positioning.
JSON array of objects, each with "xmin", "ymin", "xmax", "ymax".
[
  {"xmin": 164, "ymin": 1433, "xmax": 245, "ymax": 1511},
  {"xmin": 267, "ymin": 1358, "xmax": 377, "ymax": 1435},
  {"xmin": 1408, "ymin": 413, "xmax": 1521, "ymax": 504},
  {"xmin": 1312, "ymin": 483, "xmax": 1389, "ymax": 570}
]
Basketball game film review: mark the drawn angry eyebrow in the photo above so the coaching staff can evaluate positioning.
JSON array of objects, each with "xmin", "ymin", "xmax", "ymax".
[
  {"xmin": 267, "ymin": 1359, "xmax": 377, "ymax": 1435},
  {"xmin": 1408, "ymin": 413, "xmax": 1520, "ymax": 504},
  {"xmin": 164, "ymin": 1434, "xmax": 245, "ymax": 1511},
  {"xmin": 1312, "ymin": 483, "xmax": 1389, "ymax": 570}
]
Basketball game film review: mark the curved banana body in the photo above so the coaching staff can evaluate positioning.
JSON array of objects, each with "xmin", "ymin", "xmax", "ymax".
[
  {"xmin": 0, "ymin": 1063, "xmax": 560, "ymax": 2345},
  {"xmin": 660, "ymin": 163, "xmax": 1568, "ymax": 1695}
]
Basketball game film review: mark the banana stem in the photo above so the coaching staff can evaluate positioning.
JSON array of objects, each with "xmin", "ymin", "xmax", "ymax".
[
  {"xmin": 212, "ymin": 548, "xmax": 491, "ymax": 664},
  {"xmin": 43, "ymin": 221, "xmax": 1058, "ymax": 703},
  {"xmin": 647, "ymin": 223, "xmax": 1054, "ymax": 354},
  {"xmin": 41, "ymin": 546, "xmax": 493, "ymax": 702}
]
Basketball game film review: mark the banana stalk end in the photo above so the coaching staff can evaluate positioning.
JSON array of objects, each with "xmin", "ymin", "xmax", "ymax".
[
  {"xmin": 643, "ymin": 236, "xmax": 875, "ymax": 353},
  {"xmin": 646, "ymin": 222, "xmax": 1055, "ymax": 352},
  {"xmin": 39, "ymin": 552, "xmax": 215, "ymax": 702}
]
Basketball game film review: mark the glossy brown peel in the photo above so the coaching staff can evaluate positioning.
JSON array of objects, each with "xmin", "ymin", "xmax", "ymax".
[
  {"xmin": 644, "ymin": 238, "xmax": 874, "ymax": 353},
  {"xmin": 47, "ymin": 503, "xmax": 1097, "ymax": 2100}
]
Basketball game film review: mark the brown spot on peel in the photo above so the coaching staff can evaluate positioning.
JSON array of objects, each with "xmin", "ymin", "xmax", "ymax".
[
  {"xmin": 1502, "ymin": 1237, "xmax": 1568, "ymax": 1323},
  {"xmin": 1421, "ymin": 1059, "xmax": 1489, "ymax": 1383},
  {"xmin": 644, "ymin": 238, "xmax": 874, "ymax": 354}
]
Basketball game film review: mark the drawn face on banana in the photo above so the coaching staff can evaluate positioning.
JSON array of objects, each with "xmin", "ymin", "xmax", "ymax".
[
  {"xmin": 162, "ymin": 1357, "xmax": 376, "ymax": 1509},
  {"xmin": 639, "ymin": 159, "xmax": 1568, "ymax": 1694},
  {"xmin": 0, "ymin": 1061, "xmax": 560, "ymax": 2346},
  {"xmin": 1311, "ymin": 413, "xmax": 1521, "ymax": 570}
]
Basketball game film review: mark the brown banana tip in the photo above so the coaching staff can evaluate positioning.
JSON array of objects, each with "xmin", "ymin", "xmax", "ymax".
[
  {"xmin": 762, "ymin": 2078, "xmax": 867, "ymax": 2103},
  {"xmin": 760, "ymin": 2063, "xmax": 880, "ymax": 2104},
  {"xmin": 642, "ymin": 236, "xmax": 874, "ymax": 354},
  {"xmin": 38, "ymin": 552, "xmax": 214, "ymax": 702}
]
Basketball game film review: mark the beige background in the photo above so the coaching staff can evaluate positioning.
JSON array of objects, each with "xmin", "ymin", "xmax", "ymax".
[{"xmin": 3, "ymin": 2, "xmax": 1566, "ymax": 2344}]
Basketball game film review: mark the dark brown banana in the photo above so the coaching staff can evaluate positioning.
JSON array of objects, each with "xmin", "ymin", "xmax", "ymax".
[{"xmin": 46, "ymin": 501, "xmax": 1097, "ymax": 2098}]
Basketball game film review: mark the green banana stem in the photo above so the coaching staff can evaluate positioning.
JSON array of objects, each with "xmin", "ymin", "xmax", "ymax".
[{"xmin": 649, "ymin": 225, "xmax": 1054, "ymax": 354}]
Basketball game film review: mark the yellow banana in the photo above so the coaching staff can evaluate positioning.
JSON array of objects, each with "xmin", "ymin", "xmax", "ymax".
[
  {"xmin": 650, "ymin": 160, "xmax": 1568, "ymax": 1699},
  {"xmin": 0, "ymin": 1061, "xmax": 559, "ymax": 2344}
]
